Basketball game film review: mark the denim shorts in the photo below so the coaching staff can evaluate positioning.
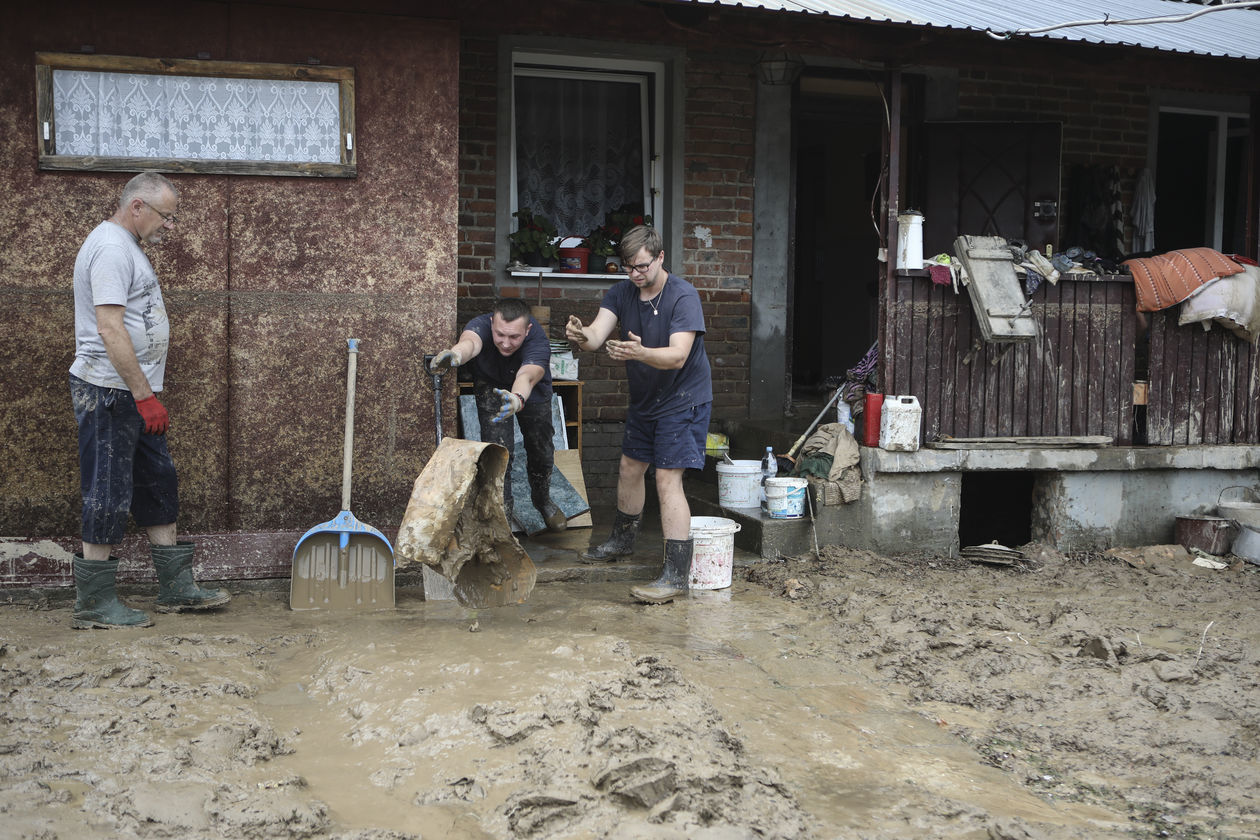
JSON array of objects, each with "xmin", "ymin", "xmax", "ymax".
[
  {"xmin": 622, "ymin": 402, "xmax": 712, "ymax": 470},
  {"xmin": 70, "ymin": 375, "xmax": 179, "ymax": 545}
]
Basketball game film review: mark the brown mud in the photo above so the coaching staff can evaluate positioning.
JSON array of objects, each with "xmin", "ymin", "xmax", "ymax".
[{"xmin": 3, "ymin": 541, "xmax": 1259, "ymax": 839}]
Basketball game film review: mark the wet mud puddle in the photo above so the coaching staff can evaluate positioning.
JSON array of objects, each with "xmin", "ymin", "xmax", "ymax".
[{"xmin": 4, "ymin": 581, "xmax": 1133, "ymax": 839}]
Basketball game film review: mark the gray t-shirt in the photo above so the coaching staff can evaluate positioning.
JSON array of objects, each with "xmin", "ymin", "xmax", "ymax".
[{"xmin": 70, "ymin": 221, "xmax": 170, "ymax": 391}]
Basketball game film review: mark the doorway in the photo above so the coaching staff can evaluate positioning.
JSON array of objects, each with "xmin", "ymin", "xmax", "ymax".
[
  {"xmin": 791, "ymin": 76, "xmax": 884, "ymax": 404},
  {"xmin": 1155, "ymin": 110, "xmax": 1248, "ymax": 253}
]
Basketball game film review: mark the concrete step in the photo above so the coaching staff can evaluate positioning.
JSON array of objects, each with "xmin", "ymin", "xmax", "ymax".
[{"xmin": 685, "ymin": 467, "xmax": 817, "ymax": 561}]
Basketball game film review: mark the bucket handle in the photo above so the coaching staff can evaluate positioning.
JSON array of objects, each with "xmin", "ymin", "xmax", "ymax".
[{"xmin": 1218, "ymin": 485, "xmax": 1260, "ymax": 506}]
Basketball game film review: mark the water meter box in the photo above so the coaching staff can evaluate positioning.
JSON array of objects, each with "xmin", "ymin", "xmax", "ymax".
[{"xmin": 879, "ymin": 395, "xmax": 922, "ymax": 451}]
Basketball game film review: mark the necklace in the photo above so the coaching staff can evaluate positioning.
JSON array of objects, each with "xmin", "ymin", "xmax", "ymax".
[{"xmin": 641, "ymin": 279, "xmax": 666, "ymax": 316}]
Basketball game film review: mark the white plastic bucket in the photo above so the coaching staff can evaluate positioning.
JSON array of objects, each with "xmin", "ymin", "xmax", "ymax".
[
  {"xmin": 897, "ymin": 212, "xmax": 924, "ymax": 270},
  {"xmin": 764, "ymin": 477, "xmax": 808, "ymax": 519},
  {"xmin": 716, "ymin": 460, "xmax": 761, "ymax": 508},
  {"xmin": 879, "ymin": 395, "xmax": 922, "ymax": 451},
  {"xmin": 689, "ymin": 516, "xmax": 742, "ymax": 590}
]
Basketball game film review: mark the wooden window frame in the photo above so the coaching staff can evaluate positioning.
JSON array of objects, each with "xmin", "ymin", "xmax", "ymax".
[{"xmin": 35, "ymin": 52, "xmax": 356, "ymax": 178}]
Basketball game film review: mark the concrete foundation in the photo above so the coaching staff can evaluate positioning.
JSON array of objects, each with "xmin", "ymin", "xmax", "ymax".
[{"xmin": 689, "ymin": 445, "xmax": 1260, "ymax": 558}]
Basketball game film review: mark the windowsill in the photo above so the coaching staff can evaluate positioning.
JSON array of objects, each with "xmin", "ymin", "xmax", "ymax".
[{"xmin": 508, "ymin": 269, "xmax": 625, "ymax": 280}]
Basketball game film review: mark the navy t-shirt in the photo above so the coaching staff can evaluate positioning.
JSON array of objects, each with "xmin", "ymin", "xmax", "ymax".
[
  {"xmin": 464, "ymin": 313, "xmax": 553, "ymax": 404},
  {"xmin": 600, "ymin": 273, "xmax": 712, "ymax": 419}
]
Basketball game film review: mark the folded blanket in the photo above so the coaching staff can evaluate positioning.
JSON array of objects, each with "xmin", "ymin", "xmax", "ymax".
[
  {"xmin": 1124, "ymin": 247, "xmax": 1244, "ymax": 312},
  {"xmin": 1179, "ymin": 264, "xmax": 1260, "ymax": 344}
]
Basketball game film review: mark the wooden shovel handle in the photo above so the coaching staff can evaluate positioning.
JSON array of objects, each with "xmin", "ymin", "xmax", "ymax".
[{"xmin": 342, "ymin": 338, "xmax": 359, "ymax": 510}]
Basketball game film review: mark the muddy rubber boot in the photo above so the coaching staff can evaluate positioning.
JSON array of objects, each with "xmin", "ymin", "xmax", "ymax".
[
  {"xmin": 580, "ymin": 510, "xmax": 641, "ymax": 563},
  {"xmin": 71, "ymin": 555, "xmax": 154, "ymax": 629},
  {"xmin": 152, "ymin": 542, "xmax": 231, "ymax": 613},
  {"xmin": 630, "ymin": 538, "xmax": 693, "ymax": 604},
  {"xmin": 540, "ymin": 498, "xmax": 567, "ymax": 533}
]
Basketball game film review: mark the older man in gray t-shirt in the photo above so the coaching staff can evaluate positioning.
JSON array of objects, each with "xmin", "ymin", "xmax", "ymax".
[{"xmin": 68, "ymin": 171, "xmax": 229, "ymax": 629}]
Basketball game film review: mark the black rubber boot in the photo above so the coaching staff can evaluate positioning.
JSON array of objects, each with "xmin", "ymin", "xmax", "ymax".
[
  {"xmin": 630, "ymin": 538, "xmax": 693, "ymax": 604},
  {"xmin": 71, "ymin": 555, "xmax": 154, "ymax": 629},
  {"xmin": 580, "ymin": 510, "xmax": 641, "ymax": 563},
  {"xmin": 539, "ymin": 498, "xmax": 567, "ymax": 533},
  {"xmin": 152, "ymin": 542, "xmax": 231, "ymax": 613}
]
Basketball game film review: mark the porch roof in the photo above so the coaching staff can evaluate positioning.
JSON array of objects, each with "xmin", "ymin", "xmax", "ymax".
[{"xmin": 691, "ymin": 0, "xmax": 1260, "ymax": 60}]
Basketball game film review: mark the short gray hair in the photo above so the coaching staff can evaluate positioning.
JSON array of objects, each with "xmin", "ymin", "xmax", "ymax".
[{"xmin": 119, "ymin": 172, "xmax": 178, "ymax": 210}]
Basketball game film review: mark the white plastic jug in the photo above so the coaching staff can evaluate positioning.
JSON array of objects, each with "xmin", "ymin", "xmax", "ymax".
[
  {"xmin": 879, "ymin": 395, "xmax": 922, "ymax": 451},
  {"xmin": 896, "ymin": 212, "xmax": 924, "ymax": 270}
]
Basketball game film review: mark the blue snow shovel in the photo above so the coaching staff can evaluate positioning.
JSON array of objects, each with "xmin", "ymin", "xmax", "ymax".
[{"xmin": 290, "ymin": 339, "xmax": 395, "ymax": 610}]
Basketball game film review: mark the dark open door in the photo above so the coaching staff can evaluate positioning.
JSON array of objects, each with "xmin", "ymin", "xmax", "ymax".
[{"xmin": 921, "ymin": 122, "xmax": 1062, "ymax": 257}]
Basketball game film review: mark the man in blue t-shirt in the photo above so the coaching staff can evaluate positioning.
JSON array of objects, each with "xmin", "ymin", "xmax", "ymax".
[
  {"xmin": 430, "ymin": 297, "xmax": 565, "ymax": 531},
  {"xmin": 566, "ymin": 225, "xmax": 713, "ymax": 603}
]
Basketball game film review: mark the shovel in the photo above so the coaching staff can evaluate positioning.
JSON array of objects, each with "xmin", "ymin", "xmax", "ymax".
[{"xmin": 290, "ymin": 338, "xmax": 395, "ymax": 610}]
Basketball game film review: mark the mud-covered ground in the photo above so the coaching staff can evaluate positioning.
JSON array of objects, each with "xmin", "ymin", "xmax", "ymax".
[{"xmin": 3, "ymin": 540, "xmax": 1259, "ymax": 839}]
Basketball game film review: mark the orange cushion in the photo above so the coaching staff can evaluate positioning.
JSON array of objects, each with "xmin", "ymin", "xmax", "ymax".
[{"xmin": 1124, "ymin": 248, "xmax": 1245, "ymax": 312}]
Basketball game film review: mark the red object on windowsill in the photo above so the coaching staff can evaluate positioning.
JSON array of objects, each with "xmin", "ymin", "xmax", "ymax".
[{"xmin": 863, "ymin": 393, "xmax": 884, "ymax": 447}]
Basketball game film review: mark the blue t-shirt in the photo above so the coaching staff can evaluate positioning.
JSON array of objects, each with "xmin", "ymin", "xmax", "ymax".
[
  {"xmin": 464, "ymin": 313, "xmax": 553, "ymax": 404},
  {"xmin": 600, "ymin": 273, "xmax": 712, "ymax": 419}
]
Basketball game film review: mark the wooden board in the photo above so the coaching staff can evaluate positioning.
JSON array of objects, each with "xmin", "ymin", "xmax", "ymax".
[
  {"xmin": 553, "ymin": 449, "xmax": 592, "ymax": 529},
  {"xmin": 953, "ymin": 235, "xmax": 1038, "ymax": 342},
  {"xmin": 928, "ymin": 436, "xmax": 1113, "ymax": 449}
]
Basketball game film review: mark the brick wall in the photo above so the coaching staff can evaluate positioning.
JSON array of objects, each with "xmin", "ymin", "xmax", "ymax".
[
  {"xmin": 955, "ymin": 69, "xmax": 1150, "ymax": 249},
  {"xmin": 455, "ymin": 41, "xmax": 757, "ymax": 507}
]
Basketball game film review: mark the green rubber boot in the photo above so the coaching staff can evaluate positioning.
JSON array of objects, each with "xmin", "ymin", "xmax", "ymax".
[
  {"xmin": 152, "ymin": 542, "xmax": 231, "ymax": 613},
  {"xmin": 71, "ymin": 555, "xmax": 153, "ymax": 629},
  {"xmin": 630, "ymin": 538, "xmax": 693, "ymax": 604},
  {"xmin": 579, "ymin": 510, "xmax": 641, "ymax": 563}
]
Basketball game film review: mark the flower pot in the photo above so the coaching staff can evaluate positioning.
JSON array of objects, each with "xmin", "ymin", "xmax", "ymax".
[
  {"xmin": 521, "ymin": 249, "xmax": 550, "ymax": 268},
  {"xmin": 557, "ymin": 245, "xmax": 590, "ymax": 274}
]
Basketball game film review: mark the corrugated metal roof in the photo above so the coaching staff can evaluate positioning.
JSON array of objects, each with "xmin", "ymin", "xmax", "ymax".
[{"xmin": 688, "ymin": 0, "xmax": 1260, "ymax": 60}]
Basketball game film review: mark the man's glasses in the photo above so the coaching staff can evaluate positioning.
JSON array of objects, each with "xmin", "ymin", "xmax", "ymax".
[
  {"xmin": 142, "ymin": 200, "xmax": 178, "ymax": 225},
  {"xmin": 624, "ymin": 255, "xmax": 659, "ymax": 275}
]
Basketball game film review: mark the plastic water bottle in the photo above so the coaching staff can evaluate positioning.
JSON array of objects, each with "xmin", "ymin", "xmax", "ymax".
[{"xmin": 761, "ymin": 445, "xmax": 776, "ymax": 503}]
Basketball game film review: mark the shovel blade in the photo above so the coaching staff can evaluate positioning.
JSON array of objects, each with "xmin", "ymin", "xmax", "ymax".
[{"xmin": 290, "ymin": 512, "xmax": 395, "ymax": 610}]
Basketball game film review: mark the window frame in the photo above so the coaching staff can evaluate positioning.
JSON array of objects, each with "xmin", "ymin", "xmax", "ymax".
[
  {"xmin": 35, "ymin": 52, "xmax": 356, "ymax": 178},
  {"xmin": 510, "ymin": 54, "xmax": 662, "ymax": 232},
  {"xmin": 496, "ymin": 38, "xmax": 684, "ymax": 280}
]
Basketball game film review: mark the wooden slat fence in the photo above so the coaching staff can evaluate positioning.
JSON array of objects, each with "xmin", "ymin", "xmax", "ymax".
[
  {"xmin": 884, "ymin": 273, "xmax": 1137, "ymax": 443},
  {"xmin": 1147, "ymin": 311, "xmax": 1260, "ymax": 445}
]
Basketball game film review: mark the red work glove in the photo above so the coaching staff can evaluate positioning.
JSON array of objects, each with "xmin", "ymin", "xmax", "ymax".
[{"xmin": 135, "ymin": 395, "xmax": 169, "ymax": 435}]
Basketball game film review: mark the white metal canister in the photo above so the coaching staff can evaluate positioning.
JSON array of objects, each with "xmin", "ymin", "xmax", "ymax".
[
  {"xmin": 879, "ymin": 395, "xmax": 922, "ymax": 451},
  {"xmin": 896, "ymin": 211, "xmax": 924, "ymax": 270}
]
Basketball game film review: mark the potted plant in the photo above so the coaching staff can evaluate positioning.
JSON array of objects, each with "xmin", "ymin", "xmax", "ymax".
[
  {"xmin": 582, "ymin": 224, "xmax": 619, "ymax": 272},
  {"xmin": 586, "ymin": 206, "xmax": 654, "ymax": 273},
  {"xmin": 509, "ymin": 209, "xmax": 559, "ymax": 267}
]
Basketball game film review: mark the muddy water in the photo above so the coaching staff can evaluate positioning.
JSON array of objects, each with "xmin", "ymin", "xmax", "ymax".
[{"xmin": 2, "ymin": 575, "xmax": 1135, "ymax": 839}]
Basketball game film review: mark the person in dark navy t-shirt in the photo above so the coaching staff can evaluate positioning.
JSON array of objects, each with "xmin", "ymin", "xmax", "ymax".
[
  {"xmin": 566, "ymin": 225, "xmax": 713, "ymax": 603},
  {"xmin": 430, "ymin": 297, "xmax": 565, "ymax": 532}
]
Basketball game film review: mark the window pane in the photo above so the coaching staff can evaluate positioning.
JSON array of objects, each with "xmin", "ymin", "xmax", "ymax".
[
  {"xmin": 53, "ymin": 69, "xmax": 342, "ymax": 163},
  {"xmin": 514, "ymin": 74, "xmax": 644, "ymax": 237}
]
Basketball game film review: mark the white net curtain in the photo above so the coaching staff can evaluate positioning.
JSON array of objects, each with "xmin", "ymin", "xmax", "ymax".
[
  {"xmin": 52, "ymin": 69, "xmax": 342, "ymax": 163},
  {"xmin": 514, "ymin": 74, "xmax": 644, "ymax": 238}
]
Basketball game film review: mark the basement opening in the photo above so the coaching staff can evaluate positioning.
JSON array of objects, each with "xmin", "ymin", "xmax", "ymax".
[{"xmin": 958, "ymin": 472, "xmax": 1034, "ymax": 549}]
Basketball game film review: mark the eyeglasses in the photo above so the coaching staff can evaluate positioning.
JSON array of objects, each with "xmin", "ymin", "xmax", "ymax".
[
  {"xmin": 624, "ymin": 254, "xmax": 659, "ymax": 275},
  {"xmin": 141, "ymin": 200, "xmax": 178, "ymax": 225}
]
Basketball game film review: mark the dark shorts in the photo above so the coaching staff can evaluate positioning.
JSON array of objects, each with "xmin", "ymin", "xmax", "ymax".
[
  {"xmin": 70, "ymin": 375, "xmax": 179, "ymax": 545},
  {"xmin": 622, "ymin": 402, "xmax": 712, "ymax": 470}
]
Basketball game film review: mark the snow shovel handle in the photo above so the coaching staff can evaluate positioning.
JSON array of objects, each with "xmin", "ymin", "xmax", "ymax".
[{"xmin": 342, "ymin": 338, "xmax": 359, "ymax": 511}]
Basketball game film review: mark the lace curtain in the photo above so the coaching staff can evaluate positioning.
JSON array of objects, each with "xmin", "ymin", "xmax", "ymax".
[
  {"xmin": 514, "ymin": 75, "xmax": 644, "ymax": 238},
  {"xmin": 52, "ymin": 70, "xmax": 342, "ymax": 163}
]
